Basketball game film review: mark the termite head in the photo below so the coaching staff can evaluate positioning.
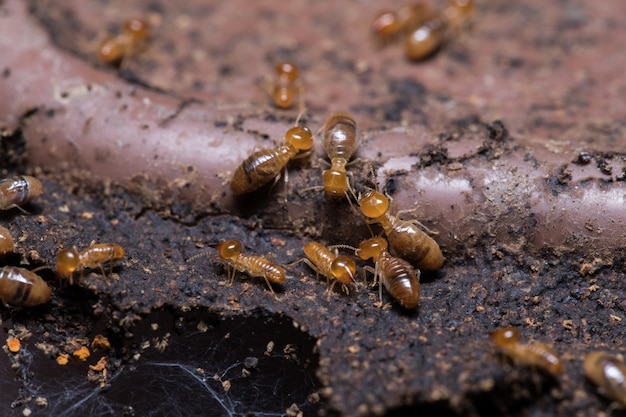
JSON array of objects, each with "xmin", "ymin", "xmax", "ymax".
[
  {"xmin": 372, "ymin": 10, "xmax": 401, "ymax": 39},
  {"xmin": 323, "ymin": 168, "xmax": 349, "ymax": 198},
  {"xmin": 23, "ymin": 176, "xmax": 44, "ymax": 201},
  {"xmin": 285, "ymin": 125, "xmax": 313, "ymax": 151},
  {"xmin": 56, "ymin": 248, "xmax": 80, "ymax": 278},
  {"xmin": 444, "ymin": 0, "xmax": 475, "ymax": 29},
  {"xmin": 357, "ymin": 237, "xmax": 388, "ymax": 261},
  {"xmin": 359, "ymin": 190, "xmax": 389, "ymax": 218},
  {"xmin": 275, "ymin": 62, "xmax": 299, "ymax": 83},
  {"xmin": 489, "ymin": 327, "xmax": 520, "ymax": 348},
  {"xmin": 330, "ymin": 255, "xmax": 357, "ymax": 284},
  {"xmin": 124, "ymin": 18, "xmax": 149, "ymax": 42},
  {"xmin": 210, "ymin": 240, "xmax": 242, "ymax": 261}
]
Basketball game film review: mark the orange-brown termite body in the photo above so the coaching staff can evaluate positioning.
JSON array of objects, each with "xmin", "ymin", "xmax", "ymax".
[
  {"xmin": 302, "ymin": 241, "xmax": 357, "ymax": 294},
  {"xmin": 0, "ymin": 266, "xmax": 51, "ymax": 307},
  {"xmin": 404, "ymin": 0, "xmax": 475, "ymax": 60},
  {"xmin": 56, "ymin": 242, "xmax": 126, "ymax": 284},
  {"xmin": 584, "ymin": 351, "xmax": 626, "ymax": 406},
  {"xmin": 404, "ymin": 9, "xmax": 449, "ymax": 61},
  {"xmin": 208, "ymin": 240, "xmax": 286, "ymax": 294},
  {"xmin": 357, "ymin": 237, "xmax": 421, "ymax": 309},
  {"xmin": 272, "ymin": 62, "xmax": 301, "ymax": 110},
  {"xmin": 358, "ymin": 190, "xmax": 444, "ymax": 271},
  {"xmin": 230, "ymin": 124, "xmax": 313, "ymax": 195},
  {"xmin": 0, "ymin": 175, "xmax": 44, "ymax": 212},
  {"xmin": 372, "ymin": 4, "xmax": 429, "ymax": 45},
  {"xmin": 99, "ymin": 18, "xmax": 149, "ymax": 66},
  {"xmin": 320, "ymin": 112, "xmax": 360, "ymax": 199},
  {"xmin": 0, "ymin": 225, "xmax": 15, "ymax": 254},
  {"xmin": 373, "ymin": 0, "xmax": 474, "ymax": 60},
  {"xmin": 490, "ymin": 327, "xmax": 563, "ymax": 376}
]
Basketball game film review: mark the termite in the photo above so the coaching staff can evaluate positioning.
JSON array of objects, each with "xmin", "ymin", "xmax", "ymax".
[
  {"xmin": 358, "ymin": 189, "xmax": 444, "ymax": 271},
  {"xmin": 0, "ymin": 225, "xmax": 15, "ymax": 254},
  {"xmin": 271, "ymin": 62, "xmax": 302, "ymax": 110},
  {"xmin": 201, "ymin": 239, "xmax": 286, "ymax": 295},
  {"xmin": 372, "ymin": 4, "xmax": 429, "ymax": 45},
  {"xmin": 0, "ymin": 266, "xmax": 51, "ymax": 307},
  {"xmin": 301, "ymin": 241, "xmax": 357, "ymax": 294},
  {"xmin": 490, "ymin": 327, "xmax": 563, "ymax": 376},
  {"xmin": 320, "ymin": 112, "xmax": 360, "ymax": 199},
  {"xmin": 0, "ymin": 175, "xmax": 44, "ymax": 212},
  {"xmin": 357, "ymin": 237, "xmax": 420, "ymax": 309},
  {"xmin": 99, "ymin": 18, "xmax": 149, "ymax": 67},
  {"xmin": 56, "ymin": 242, "xmax": 126, "ymax": 284},
  {"xmin": 230, "ymin": 121, "xmax": 313, "ymax": 195},
  {"xmin": 373, "ymin": 0, "xmax": 474, "ymax": 60},
  {"xmin": 404, "ymin": 9, "xmax": 449, "ymax": 61},
  {"xmin": 584, "ymin": 351, "xmax": 626, "ymax": 406}
]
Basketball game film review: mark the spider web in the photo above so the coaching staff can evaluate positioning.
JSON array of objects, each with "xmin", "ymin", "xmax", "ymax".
[{"xmin": 1, "ymin": 309, "xmax": 321, "ymax": 417}]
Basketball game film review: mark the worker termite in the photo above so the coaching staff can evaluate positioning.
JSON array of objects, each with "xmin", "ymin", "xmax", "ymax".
[
  {"xmin": 300, "ymin": 241, "xmax": 357, "ymax": 294},
  {"xmin": 358, "ymin": 189, "xmax": 444, "ymax": 271},
  {"xmin": 194, "ymin": 240, "xmax": 286, "ymax": 295},
  {"xmin": 0, "ymin": 266, "xmax": 51, "ymax": 307},
  {"xmin": 0, "ymin": 225, "xmax": 15, "ymax": 254},
  {"xmin": 230, "ymin": 120, "xmax": 313, "ymax": 195},
  {"xmin": 489, "ymin": 327, "xmax": 564, "ymax": 376},
  {"xmin": 98, "ymin": 18, "xmax": 149, "ymax": 67},
  {"xmin": 372, "ymin": 0, "xmax": 474, "ymax": 60},
  {"xmin": 584, "ymin": 351, "xmax": 626, "ymax": 407},
  {"xmin": 270, "ymin": 62, "xmax": 303, "ymax": 110},
  {"xmin": 372, "ymin": 4, "xmax": 429, "ymax": 45},
  {"xmin": 357, "ymin": 237, "xmax": 420, "ymax": 309},
  {"xmin": 56, "ymin": 242, "xmax": 126, "ymax": 284},
  {"xmin": 320, "ymin": 112, "xmax": 360, "ymax": 199},
  {"xmin": 0, "ymin": 175, "xmax": 44, "ymax": 212},
  {"xmin": 404, "ymin": 10, "xmax": 448, "ymax": 61}
]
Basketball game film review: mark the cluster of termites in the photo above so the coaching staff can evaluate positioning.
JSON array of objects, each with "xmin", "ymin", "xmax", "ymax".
[
  {"xmin": 0, "ymin": 175, "xmax": 125, "ymax": 307},
  {"xmin": 372, "ymin": 0, "xmax": 475, "ymax": 61},
  {"xmin": 187, "ymin": 61, "xmax": 446, "ymax": 310},
  {"xmin": 191, "ymin": 58, "xmax": 624, "ymax": 408},
  {"xmin": 489, "ymin": 326, "xmax": 626, "ymax": 408},
  {"xmin": 9, "ymin": 14, "xmax": 616, "ymax": 412},
  {"xmin": 0, "ymin": 176, "xmax": 51, "ymax": 307}
]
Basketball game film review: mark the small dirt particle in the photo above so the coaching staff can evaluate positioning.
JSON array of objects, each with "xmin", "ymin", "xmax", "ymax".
[
  {"xmin": 286, "ymin": 403, "xmax": 302, "ymax": 417},
  {"xmin": 56, "ymin": 354, "xmax": 69, "ymax": 366},
  {"xmin": 34, "ymin": 397, "xmax": 48, "ymax": 408},
  {"xmin": 91, "ymin": 334, "xmax": 111, "ymax": 351},
  {"xmin": 72, "ymin": 346, "xmax": 91, "ymax": 361},
  {"xmin": 89, "ymin": 356, "xmax": 107, "ymax": 372},
  {"xmin": 7, "ymin": 337, "xmax": 20, "ymax": 353},
  {"xmin": 222, "ymin": 379, "xmax": 231, "ymax": 392},
  {"xmin": 597, "ymin": 158, "xmax": 612, "ymax": 175},
  {"xmin": 244, "ymin": 356, "xmax": 258, "ymax": 370},
  {"xmin": 486, "ymin": 120, "xmax": 509, "ymax": 141},
  {"xmin": 574, "ymin": 151, "xmax": 592, "ymax": 165}
]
